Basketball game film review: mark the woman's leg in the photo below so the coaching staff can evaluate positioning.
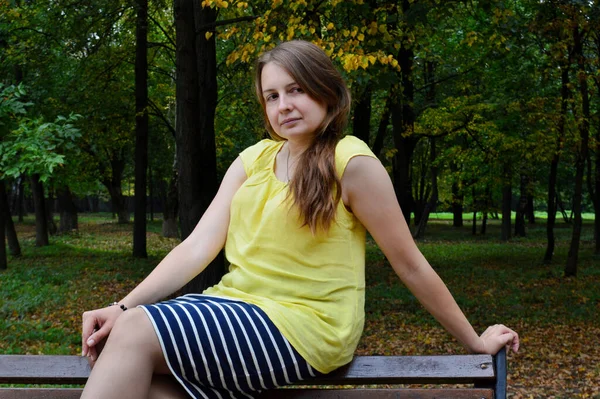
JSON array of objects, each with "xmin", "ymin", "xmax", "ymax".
[
  {"xmin": 81, "ymin": 308, "xmax": 171, "ymax": 399},
  {"xmin": 148, "ymin": 375, "xmax": 190, "ymax": 399}
]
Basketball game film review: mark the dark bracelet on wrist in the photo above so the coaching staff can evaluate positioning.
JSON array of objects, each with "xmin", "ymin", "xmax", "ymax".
[{"xmin": 108, "ymin": 302, "xmax": 128, "ymax": 311}]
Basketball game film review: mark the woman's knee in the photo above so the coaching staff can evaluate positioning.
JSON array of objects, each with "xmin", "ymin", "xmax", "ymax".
[{"xmin": 107, "ymin": 308, "xmax": 161, "ymax": 356}]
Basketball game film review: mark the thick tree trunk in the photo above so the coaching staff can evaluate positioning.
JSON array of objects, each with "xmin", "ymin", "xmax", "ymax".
[
  {"xmin": 57, "ymin": 186, "xmax": 78, "ymax": 233},
  {"xmin": 133, "ymin": 0, "xmax": 149, "ymax": 258},
  {"xmin": 566, "ymin": 26, "xmax": 591, "ymax": 277},
  {"xmin": 514, "ymin": 174, "xmax": 528, "ymax": 237},
  {"xmin": 175, "ymin": 0, "xmax": 224, "ymax": 294},
  {"xmin": 501, "ymin": 164, "xmax": 512, "ymax": 241},
  {"xmin": 389, "ymin": 0, "xmax": 419, "ymax": 226},
  {"xmin": 352, "ymin": 83, "xmax": 372, "ymax": 144},
  {"xmin": 545, "ymin": 62, "xmax": 569, "ymax": 264},
  {"xmin": 30, "ymin": 174, "xmax": 49, "ymax": 247}
]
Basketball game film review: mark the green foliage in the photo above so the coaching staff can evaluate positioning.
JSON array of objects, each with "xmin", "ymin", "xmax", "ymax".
[
  {"xmin": 0, "ymin": 84, "xmax": 31, "ymax": 134},
  {"xmin": 0, "ymin": 113, "xmax": 82, "ymax": 182}
]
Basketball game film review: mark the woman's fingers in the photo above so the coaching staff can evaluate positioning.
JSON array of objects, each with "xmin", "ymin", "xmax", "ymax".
[
  {"xmin": 81, "ymin": 307, "xmax": 120, "ymax": 358},
  {"xmin": 81, "ymin": 311, "xmax": 97, "ymax": 357},
  {"xmin": 480, "ymin": 324, "xmax": 520, "ymax": 354}
]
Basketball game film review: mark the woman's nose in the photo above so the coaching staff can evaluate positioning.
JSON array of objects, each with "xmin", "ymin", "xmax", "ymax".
[{"xmin": 278, "ymin": 94, "xmax": 292, "ymax": 112}]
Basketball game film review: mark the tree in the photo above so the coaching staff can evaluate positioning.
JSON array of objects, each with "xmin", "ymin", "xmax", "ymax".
[
  {"xmin": 174, "ymin": 0, "xmax": 225, "ymax": 293},
  {"xmin": 0, "ymin": 113, "xmax": 82, "ymax": 246},
  {"xmin": 133, "ymin": 0, "xmax": 149, "ymax": 258},
  {"xmin": 0, "ymin": 83, "xmax": 29, "ymax": 269}
]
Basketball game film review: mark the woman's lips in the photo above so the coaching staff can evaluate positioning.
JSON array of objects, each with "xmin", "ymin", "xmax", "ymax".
[{"xmin": 281, "ymin": 118, "xmax": 300, "ymax": 126}]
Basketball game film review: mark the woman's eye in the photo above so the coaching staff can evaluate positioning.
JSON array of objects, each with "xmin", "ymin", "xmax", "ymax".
[
  {"xmin": 291, "ymin": 87, "xmax": 303, "ymax": 93},
  {"xmin": 266, "ymin": 94, "xmax": 278, "ymax": 101}
]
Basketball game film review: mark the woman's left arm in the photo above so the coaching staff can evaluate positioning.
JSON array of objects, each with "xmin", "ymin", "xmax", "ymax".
[{"xmin": 342, "ymin": 155, "xmax": 519, "ymax": 355}]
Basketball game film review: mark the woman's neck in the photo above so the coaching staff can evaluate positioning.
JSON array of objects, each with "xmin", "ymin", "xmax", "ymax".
[{"xmin": 285, "ymin": 137, "xmax": 312, "ymax": 159}]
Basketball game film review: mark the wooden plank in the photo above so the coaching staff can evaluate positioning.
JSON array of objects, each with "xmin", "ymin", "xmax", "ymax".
[
  {"xmin": 262, "ymin": 388, "xmax": 493, "ymax": 398},
  {"xmin": 309, "ymin": 355, "xmax": 496, "ymax": 385},
  {"xmin": 0, "ymin": 389, "xmax": 83, "ymax": 399},
  {"xmin": 0, "ymin": 354, "xmax": 495, "ymax": 385},
  {"xmin": 0, "ymin": 356, "xmax": 91, "ymax": 385},
  {"xmin": 0, "ymin": 388, "xmax": 494, "ymax": 399}
]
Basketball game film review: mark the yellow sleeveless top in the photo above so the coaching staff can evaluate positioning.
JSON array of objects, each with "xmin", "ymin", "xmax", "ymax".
[{"xmin": 203, "ymin": 135, "xmax": 377, "ymax": 373}]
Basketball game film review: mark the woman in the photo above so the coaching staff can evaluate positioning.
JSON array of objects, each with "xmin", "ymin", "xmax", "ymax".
[{"xmin": 81, "ymin": 40, "xmax": 519, "ymax": 399}]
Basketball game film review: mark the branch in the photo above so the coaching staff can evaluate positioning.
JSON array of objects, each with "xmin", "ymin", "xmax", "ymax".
[
  {"xmin": 148, "ymin": 13, "xmax": 176, "ymax": 49},
  {"xmin": 148, "ymin": 41, "xmax": 176, "ymax": 53},
  {"xmin": 196, "ymin": 15, "xmax": 258, "ymax": 32},
  {"xmin": 148, "ymin": 99, "xmax": 176, "ymax": 139},
  {"xmin": 415, "ymin": 68, "xmax": 475, "ymax": 94}
]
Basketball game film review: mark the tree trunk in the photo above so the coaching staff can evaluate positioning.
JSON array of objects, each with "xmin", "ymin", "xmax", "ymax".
[
  {"xmin": 17, "ymin": 176, "xmax": 26, "ymax": 223},
  {"xmin": 102, "ymin": 155, "xmax": 129, "ymax": 224},
  {"xmin": 566, "ymin": 25, "xmax": 591, "ymax": 277},
  {"xmin": 389, "ymin": 0, "xmax": 419, "ymax": 226},
  {"xmin": 175, "ymin": 0, "xmax": 224, "ymax": 293},
  {"xmin": 501, "ymin": 163, "xmax": 512, "ymax": 241},
  {"xmin": 46, "ymin": 195, "xmax": 57, "ymax": 236},
  {"xmin": 30, "ymin": 174, "xmax": 49, "ymax": 247},
  {"xmin": 514, "ymin": 174, "xmax": 528, "ymax": 237},
  {"xmin": 545, "ymin": 61, "xmax": 569, "ymax": 264},
  {"xmin": 481, "ymin": 211, "xmax": 488, "ymax": 235},
  {"xmin": 162, "ymin": 157, "xmax": 179, "ymax": 238},
  {"xmin": 451, "ymin": 163, "xmax": 464, "ymax": 227},
  {"xmin": 372, "ymin": 94, "xmax": 390, "ymax": 158},
  {"xmin": 0, "ymin": 180, "xmax": 8, "ymax": 269},
  {"xmin": 352, "ymin": 83, "xmax": 372, "ymax": 144},
  {"xmin": 472, "ymin": 206, "xmax": 477, "ymax": 236},
  {"xmin": 57, "ymin": 186, "xmax": 78, "ymax": 233},
  {"xmin": 133, "ymin": 0, "xmax": 149, "ymax": 258},
  {"xmin": 413, "ymin": 137, "xmax": 438, "ymax": 239},
  {"xmin": 594, "ymin": 34, "xmax": 600, "ymax": 256},
  {"xmin": 595, "ymin": 126, "xmax": 600, "ymax": 256}
]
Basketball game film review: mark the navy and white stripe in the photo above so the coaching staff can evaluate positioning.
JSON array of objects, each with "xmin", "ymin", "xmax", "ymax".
[{"xmin": 140, "ymin": 294, "xmax": 318, "ymax": 399}]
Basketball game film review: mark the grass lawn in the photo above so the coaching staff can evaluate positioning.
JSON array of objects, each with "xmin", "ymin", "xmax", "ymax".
[{"xmin": 1, "ymin": 213, "xmax": 598, "ymax": 398}]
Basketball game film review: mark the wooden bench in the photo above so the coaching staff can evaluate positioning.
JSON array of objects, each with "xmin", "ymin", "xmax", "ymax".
[{"xmin": 0, "ymin": 348, "xmax": 507, "ymax": 398}]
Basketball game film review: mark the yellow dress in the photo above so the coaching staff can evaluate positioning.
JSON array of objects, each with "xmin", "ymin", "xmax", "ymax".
[{"xmin": 204, "ymin": 135, "xmax": 377, "ymax": 373}]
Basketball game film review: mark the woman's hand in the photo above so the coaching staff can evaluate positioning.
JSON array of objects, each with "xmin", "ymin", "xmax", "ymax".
[
  {"xmin": 81, "ymin": 306, "xmax": 124, "ymax": 363},
  {"xmin": 477, "ymin": 324, "xmax": 520, "ymax": 354}
]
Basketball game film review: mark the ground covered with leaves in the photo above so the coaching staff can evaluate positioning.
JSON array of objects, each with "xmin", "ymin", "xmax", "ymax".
[{"xmin": 1, "ymin": 214, "xmax": 598, "ymax": 398}]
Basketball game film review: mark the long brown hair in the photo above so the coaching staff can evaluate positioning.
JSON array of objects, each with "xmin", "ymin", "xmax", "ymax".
[{"xmin": 255, "ymin": 40, "xmax": 351, "ymax": 233}]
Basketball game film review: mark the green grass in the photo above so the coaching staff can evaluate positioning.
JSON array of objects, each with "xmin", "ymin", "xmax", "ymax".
[{"xmin": 364, "ymin": 218, "xmax": 598, "ymax": 327}]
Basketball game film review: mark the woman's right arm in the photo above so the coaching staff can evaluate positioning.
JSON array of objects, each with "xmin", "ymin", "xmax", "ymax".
[{"xmin": 82, "ymin": 157, "xmax": 247, "ymax": 358}]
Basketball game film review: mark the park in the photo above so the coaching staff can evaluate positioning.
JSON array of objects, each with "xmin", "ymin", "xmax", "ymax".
[{"xmin": 1, "ymin": 1, "xmax": 599, "ymax": 398}]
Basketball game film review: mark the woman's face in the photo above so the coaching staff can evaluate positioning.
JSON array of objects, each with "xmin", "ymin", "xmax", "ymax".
[{"xmin": 260, "ymin": 62, "xmax": 328, "ymax": 142}]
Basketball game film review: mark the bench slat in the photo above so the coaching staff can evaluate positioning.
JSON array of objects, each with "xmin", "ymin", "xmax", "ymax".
[
  {"xmin": 313, "ymin": 355, "xmax": 495, "ymax": 385},
  {"xmin": 0, "ymin": 356, "xmax": 91, "ymax": 385},
  {"xmin": 0, "ymin": 354, "xmax": 495, "ymax": 385},
  {"xmin": 0, "ymin": 388, "xmax": 494, "ymax": 399},
  {"xmin": 0, "ymin": 389, "xmax": 83, "ymax": 399}
]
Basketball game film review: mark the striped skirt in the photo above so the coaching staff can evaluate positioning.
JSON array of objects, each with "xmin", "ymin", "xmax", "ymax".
[{"xmin": 140, "ymin": 294, "xmax": 319, "ymax": 399}]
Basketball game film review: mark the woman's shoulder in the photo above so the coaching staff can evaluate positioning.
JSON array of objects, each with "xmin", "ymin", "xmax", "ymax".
[
  {"xmin": 240, "ymin": 138, "xmax": 282, "ymax": 175},
  {"xmin": 335, "ymin": 135, "xmax": 378, "ymax": 176}
]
